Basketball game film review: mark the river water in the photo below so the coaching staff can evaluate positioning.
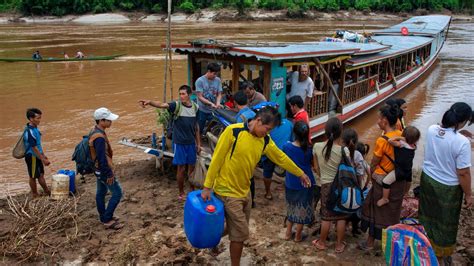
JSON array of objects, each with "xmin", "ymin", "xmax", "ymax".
[{"xmin": 0, "ymin": 20, "xmax": 472, "ymax": 197}]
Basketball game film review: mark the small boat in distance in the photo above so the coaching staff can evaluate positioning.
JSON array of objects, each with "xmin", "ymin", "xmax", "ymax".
[{"xmin": 0, "ymin": 54, "xmax": 126, "ymax": 62}]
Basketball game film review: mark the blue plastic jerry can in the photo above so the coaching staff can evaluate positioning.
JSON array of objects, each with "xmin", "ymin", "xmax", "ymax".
[
  {"xmin": 57, "ymin": 169, "xmax": 76, "ymax": 194},
  {"xmin": 184, "ymin": 190, "xmax": 225, "ymax": 249}
]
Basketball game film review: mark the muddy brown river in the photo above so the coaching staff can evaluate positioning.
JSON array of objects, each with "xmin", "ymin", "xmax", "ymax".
[{"xmin": 0, "ymin": 20, "xmax": 472, "ymax": 197}]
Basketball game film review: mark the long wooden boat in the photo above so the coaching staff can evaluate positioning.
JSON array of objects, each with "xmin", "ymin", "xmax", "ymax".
[
  {"xmin": 170, "ymin": 15, "xmax": 451, "ymax": 138},
  {"xmin": 0, "ymin": 54, "xmax": 126, "ymax": 62}
]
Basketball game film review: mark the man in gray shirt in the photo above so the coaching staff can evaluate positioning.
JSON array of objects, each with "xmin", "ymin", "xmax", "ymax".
[
  {"xmin": 241, "ymin": 81, "xmax": 266, "ymax": 108},
  {"xmin": 195, "ymin": 63, "xmax": 223, "ymax": 134},
  {"xmin": 287, "ymin": 64, "xmax": 314, "ymax": 108}
]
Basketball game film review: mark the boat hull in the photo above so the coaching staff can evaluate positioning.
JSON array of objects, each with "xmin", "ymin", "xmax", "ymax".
[
  {"xmin": 0, "ymin": 54, "xmax": 125, "ymax": 62},
  {"xmin": 309, "ymin": 46, "xmax": 441, "ymax": 138}
]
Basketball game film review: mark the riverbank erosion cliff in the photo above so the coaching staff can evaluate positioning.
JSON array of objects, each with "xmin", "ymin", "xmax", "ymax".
[{"xmin": 0, "ymin": 9, "xmax": 472, "ymax": 24}]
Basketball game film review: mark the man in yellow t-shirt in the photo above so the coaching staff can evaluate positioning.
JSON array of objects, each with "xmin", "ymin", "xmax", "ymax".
[{"xmin": 201, "ymin": 107, "xmax": 310, "ymax": 266}]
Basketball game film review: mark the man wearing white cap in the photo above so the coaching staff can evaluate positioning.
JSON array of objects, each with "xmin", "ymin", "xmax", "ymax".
[{"xmin": 89, "ymin": 107, "xmax": 123, "ymax": 230}]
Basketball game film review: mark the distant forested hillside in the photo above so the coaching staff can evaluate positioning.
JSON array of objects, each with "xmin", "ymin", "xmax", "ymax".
[{"xmin": 0, "ymin": 0, "xmax": 472, "ymax": 16}]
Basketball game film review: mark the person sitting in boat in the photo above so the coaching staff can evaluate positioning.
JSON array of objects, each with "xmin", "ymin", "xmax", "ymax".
[
  {"xmin": 241, "ymin": 81, "xmax": 266, "ymax": 108},
  {"xmin": 287, "ymin": 64, "xmax": 314, "ymax": 109},
  {"xmin": 63, "ymin": 52, "xmax": 69, "ymax": 59},
  {"xmin": 32, "ymin": 51, "xmax": 42, "ymax": 60},
  {"xmin": 76, "ymin": 50, "xmax": 85, "ymax": 59}
]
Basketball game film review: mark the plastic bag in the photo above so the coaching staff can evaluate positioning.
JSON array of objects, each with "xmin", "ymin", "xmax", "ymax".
[
  {"xmin": 382, "ymin": 222, "xmax": 438, "ymax": 266},
  {"xmin": 12, "ymin": 130, "xmax": 26, "ymax": 159},
  {"xmin": 190, "ymin": 156, "xmax": 207, "ymax": 189}
]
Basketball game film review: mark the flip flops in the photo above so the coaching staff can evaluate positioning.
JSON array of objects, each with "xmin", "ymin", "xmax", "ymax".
[
  {"xmin": 312, "ymin": 239, "xmax": 327, "ymax": 250},
  {"xmin": 104, "ymin": 220, "xmax": 124, "ymax": 230},
  {"xmin": 294, "ymin": 232, "xmax": 308, "ymax": 242},
  {"xmin": 358, "ymin": 241, "xmax": 374, "ymax": 251},
  {"xmin": 335, "ymin": 241, "xmax": 347, "ymax": 253},
  {"xmin": 264, "ymin": 193, "xmax": 273, "ymax": 200}
]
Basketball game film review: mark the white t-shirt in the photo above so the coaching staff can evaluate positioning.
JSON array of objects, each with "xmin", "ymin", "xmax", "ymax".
[
  {"xmin": 423, "ymin": 124, "xmax": 472, "ymax": 186},
  {"xmin": 287, "ymin": 71, "xmax": 314, "ymax": 101}
]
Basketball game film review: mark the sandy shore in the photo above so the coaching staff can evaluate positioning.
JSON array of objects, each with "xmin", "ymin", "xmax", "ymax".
[
  {"xmin": 0, "ymin": 9, "xmax": 472, "ymax": 24},
  {"xmin": 0, "ymin": 158, "xmax": 473, "ymax": 264}
]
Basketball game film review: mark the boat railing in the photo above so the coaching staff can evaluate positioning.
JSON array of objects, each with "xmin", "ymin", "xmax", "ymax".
[
  {"xmin": 306, "ymin": 91, "xmax": 328, "ymax": 118},
  {"xmin": 342, "ymin": 76, "xmax": 378, "ymax": 105}
]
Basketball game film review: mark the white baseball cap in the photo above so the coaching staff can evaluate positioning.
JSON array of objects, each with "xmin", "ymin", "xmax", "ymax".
[{"xmin": 94, "ymin": 107, "xmax": 119, "ymax": 121}]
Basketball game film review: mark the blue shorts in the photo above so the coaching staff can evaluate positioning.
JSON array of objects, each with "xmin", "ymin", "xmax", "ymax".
[
  {"xmin": 172, "ymin": 143, "xmax": 197, "ymax": 166},
  {"xmin": 262, "ymin": 158, "xmax": 275, "ymax": 179}
]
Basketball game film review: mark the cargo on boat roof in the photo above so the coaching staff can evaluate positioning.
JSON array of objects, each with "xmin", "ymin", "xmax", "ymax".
[
  {"xmin": 168, "ymin": 15, "xmax": 451, "ymax": 139},
  {"xmin": 172, "ymin": 41, "xmax": 390, "ymax": 60}
]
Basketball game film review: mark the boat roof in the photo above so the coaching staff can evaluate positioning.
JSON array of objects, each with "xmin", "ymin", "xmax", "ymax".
[
  {"xmin": 347, "ymin": 35, "xmax": 433, "ymax": 66},
  {"xmin": 374, "ymin": 15, "xmax": 451, "ymax": 37},
  {"xmin": 171, "ymin": 41, "xmax": 390, "ymax": 61}
]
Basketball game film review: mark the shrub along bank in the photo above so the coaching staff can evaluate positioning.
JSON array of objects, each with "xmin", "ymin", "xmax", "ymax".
[{"xmin": 0, "ymin": 0, "xmax": 472, "ymax": 17}]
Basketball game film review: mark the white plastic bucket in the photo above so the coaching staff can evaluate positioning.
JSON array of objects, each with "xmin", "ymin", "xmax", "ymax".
[{"xmin": 51, "ymin": 174, "xmax": 69, "ymax": 200}]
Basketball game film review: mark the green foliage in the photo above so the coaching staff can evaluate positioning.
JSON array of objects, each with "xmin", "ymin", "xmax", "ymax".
[
  {"xmin": 178, "ymin": 1, "xmax": 196, "ymax": 13},
  {"xmin": 151, "ymin": 3, "xmax": 162, "ymax": 12},
  {"xmin": 354, "ymin": 0, "xmax": 370, "ymax": 10},
  {"xmin": 307, "ymin": 0, "xmax": 339, "ymax": 11},
  {"xmin": 287, "ymin": 2, "xmax": 305, "ymax": 17},
  {"xmin": 119, "ymin": 1, "xmax": 134, "ymax": 10},
  {"xmin": 0, "ymin": 0, "xmax": 470, "ymax": 16},
  {"xmin": 258, "ymin": 0, "xmax": 288, "ymax": 10},
  {"xmin": 325, "ymin": 0, "xmax": 339, "ymax": 10}
]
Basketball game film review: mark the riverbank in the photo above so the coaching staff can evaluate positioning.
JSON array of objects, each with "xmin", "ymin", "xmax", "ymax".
[
  {"xmin": 0, "ymin": 158, "xmax": 473, "ymax": 264},
  {"xmin": 0, "ymin": 9, "xmax": 472, "ymax": 24}
]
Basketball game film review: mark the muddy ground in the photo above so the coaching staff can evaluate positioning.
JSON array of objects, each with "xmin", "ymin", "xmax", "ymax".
[{"xmin": 0, "ymin": 158, "xmax": 473, "ymax": 264}]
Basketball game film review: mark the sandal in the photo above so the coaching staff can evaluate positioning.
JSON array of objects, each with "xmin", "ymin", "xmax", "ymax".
[
  {"xmin": 312, "ymin": 239, "xmax": 327, "ymax": 250},
  {"xmin": 335, "ymin": 241, "xmax": 347, "ymax": 253},
  {"xmin": 358, "ymin": 241, "xmax": 374, "ymax": 251},
  {"xmin": 284, "ymin": 232, "xmax": 293, "ymax": 241},
  {"xmin": 104, "ymin": 220, "xmax": 124, "ymax": 230},
  {"xmin": 264, "ymin": 193, "xmax": 273, "ymax": 200},
  {"xmin": 113, "ymin": 216, "xmax": 120, "ymax": 221},
  {"xmin": 294, "ymin": 232, "xmax": 308, "ymax": 243}
]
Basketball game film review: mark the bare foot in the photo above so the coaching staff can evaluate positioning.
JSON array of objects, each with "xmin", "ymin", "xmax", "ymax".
[{"xmin": 377, "ymin": 198, "xmax": 389, "ymax": 207}]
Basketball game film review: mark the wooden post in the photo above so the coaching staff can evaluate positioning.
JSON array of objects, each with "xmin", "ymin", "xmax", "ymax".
[
  {"xmin": 163, "ymin": 0, "xmax": 172, "ymax": 102},
  {"xmin": 311, "ymin": 58, "xmax": 343, "ymax": 107},
  {"xmin": 387, "ymin": 59, "xmax": 397, "ymax": 87},
  {"xmin": 167, "ymin": 0, "xmax": 173, "ymax": 99}
]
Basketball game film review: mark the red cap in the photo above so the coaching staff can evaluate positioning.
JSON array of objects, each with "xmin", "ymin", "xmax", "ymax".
[{"xmin": 206, "ymin": 205, "xmax": 216, "ymax": 213}]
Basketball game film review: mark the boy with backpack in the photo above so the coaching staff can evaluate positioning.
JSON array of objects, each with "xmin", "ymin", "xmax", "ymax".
[
  {"xmin": 91, "ymin": 107, "xmax": 123, "ymax": 230},
  {"xmin": 23, "ymin": 108, "xmax": 51, "ymax": 197},
  {"xmin": 139, "ymin": 85, "xmax": 200, "ymax": 200},
  {"xmin": 376, "ymin": 126, "xmax": 420, "ymax": 207}
]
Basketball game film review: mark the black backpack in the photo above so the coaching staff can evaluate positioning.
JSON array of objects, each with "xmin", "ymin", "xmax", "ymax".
[
  {"xmin": 72, "ymin": 129, "xmax": 101, "ymax": 175},
  {"xmin": 327, "ymin": 147, "xmax": 363, "ymax": 214}
]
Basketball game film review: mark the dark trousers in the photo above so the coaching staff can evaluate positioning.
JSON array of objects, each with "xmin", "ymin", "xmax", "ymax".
[{"xmin": 96, "ymin": 175, "xmax": 123, "ymax": 223}]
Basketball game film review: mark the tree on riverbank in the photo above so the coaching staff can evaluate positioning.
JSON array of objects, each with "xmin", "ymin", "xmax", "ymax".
[{"xmin": 0, "ymin": 0, "xmax": 472, "ymax": 16}]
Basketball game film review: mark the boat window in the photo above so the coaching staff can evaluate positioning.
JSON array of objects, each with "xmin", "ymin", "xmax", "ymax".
[
  {"xmin": 238, "ymin": 63, "xmax": 264, "ymax": 94},
  {"xmin": 369, "ymin": 64, "xmax": 379, "ymax": 78},
  {"xmin": 379, "ymin": 60, "xmax": 388, "ymax": 83},
  {"xmin": 193, "ymin": 58, "xmax": 234, "ymax": 99},
  {"xmin": 358, "ymin": 67, "xmax": 367, "ymax": 81}
]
